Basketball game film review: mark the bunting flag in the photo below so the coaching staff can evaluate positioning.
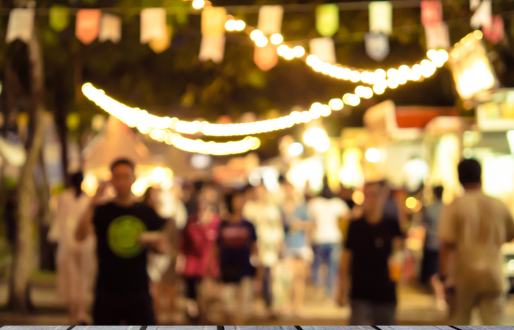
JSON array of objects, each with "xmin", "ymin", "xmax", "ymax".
[
  {"xmin": 369, "ymin": 1, "xmax": 392, "ymax": 35},
  {"xmin": 99, "ymin": 14, "xmax": 122, "ymax": 43},
  {"xmin": 49, "ymin": 5, "xmax": 69, "ymax": 32},
  {"xmin": 471, "ymin": 0, "xmax": 492, "ymax": 29},
  {"xmin": 425, "ymin": 21, "xmax": 450, "ymax": 50},
  {"xmin": 141, "ymin": 8, "xmax": 167, "ymax": 44},
  {"xmin": 483, "ymin": 15, "xmax": 504, "ymax": 44},
  {"xmin": 309, "ymin": 37, "xmax": 336, "ymax": 64},
  {"xmin": 6, "ymin": 8, "xmax": 35, "ymax": 43},
  {"xmin": 149, "ymin": 25, "xmax": 172, "ymax": 53},
  {"xmin": 470, "ymin": 0, "xmax": 480, "ymax": 10},
  {"xmin": 201, "ymin": 7, "xmax": 227, "ymax": 37},
  {"xmin": 421, "ymin": 1, "xmax": 442, "ymax": 26},
  {"xmin": 258, "ymin": 5, "xmax": 283, "ymax": 35},
  {"xmin": 365, "ymin": 32, "xmax": 389, "ymax": 61},
  {"xmin": 316, "ymin": 4, "xmax": 339, "ymax": 37},
  {"xmin": 76, "ymin": 9, "xmax": 101, "ymax": 45},
  {"xmin": 254, "ymin": 43, "xmax": 278, "ymax": 71},
  {"xmin": 199, "ymin": 35, "xmax": 225, "ymax": 63}
]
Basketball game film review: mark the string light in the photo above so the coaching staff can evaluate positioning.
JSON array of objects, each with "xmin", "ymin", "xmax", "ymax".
[
  {"xmin": 270, "ymin": 33, "xmax": 283, "ymax": 45},
  {"xmin": 192, "ymin": 0, "xmax": 205, "ymax": 9},
  {"xmin": 225, "ymin": 19, "xmax": 245, "ymax": 31},
  {"xmin": 328, "ymin": 98, "xmax": 344, "ymax": 111},
  {"xmin": 293, "ymin": 46, "xmax": 305, "ymax": 57},
  {"xmin": 255, "ymin": 36, "xmax": 268, "ymax": 47}
]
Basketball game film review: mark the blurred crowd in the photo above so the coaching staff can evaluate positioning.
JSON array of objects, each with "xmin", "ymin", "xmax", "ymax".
[{"xmin": 46, "ymin": 157, "xmax": 514, "ymax": 326}]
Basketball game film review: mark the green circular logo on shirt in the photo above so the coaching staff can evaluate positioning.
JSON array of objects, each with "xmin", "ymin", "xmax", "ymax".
[{"xmin": 107, "ymin": 215, "xmax": 147, "ymax": 258}]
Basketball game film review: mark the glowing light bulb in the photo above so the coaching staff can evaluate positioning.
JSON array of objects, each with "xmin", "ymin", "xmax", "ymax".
[
  {"xmin": 270, "ymin": 33, "xmax": 283, "ymax": 45},
  {"xmin": 387, "ymin": 68, "xmax": 398, "ymax": 79},
  {"xmin": 306, "ymin": 55, "xmax": 319, "ymax": 66},
  {"xmin": 329, "ymin": 98, "xmax": 344, "ymax": 110},
  {"xmin": 405, "ymin": 197, "xmax": 417, "ymax": 209},
  {"xmin": 373, "ymin": 84, "xmax": 386, "ymax": 95},
  {"xmin": 293, "ymin": 46, "xmax": 305, "ymax": 57},
  {"xmin": 355, "ymin": 86, "xmax": 373, "ymax": 99},
  {"xmin": 320, "ymin": 105, "xmax": 332, "ymax": 117},
  {"xmin": 234, "ymin": 20, "xmax": 246, "ymax": 31},
  {"xmin": 387, "ymin": 79, "xmax": 399, "ymax": 89},
  {"xmin": 410, "ymin": 64, "xmax": 422, "ymax": 81},
  {"xmin": 255, "ymin": 36, "xmax": 268, "ymax": 47},
  {"xmin": 152, "ymin": 167, "xmax": 166, "ymax": 183},
  {"xmin": 427, "ymin": 49, "xmax": 439, "ymax": 61},
  {"xmin": 303, "ymin": 127, "xmax": 327, "ymax": 147},
  {"xmin": 420, "ymin": 59, "xmax": 436, "ymax": 77},
  {"xmin": 343, "ymin": 94, "xmax": 360, "ymax": 106},
  {"xmin": 365, "ymin": 148, "xmax": 380, "ymax": 163},
  {"xmin": 192, "ymin": 0, "xmax": 205, "ymax": 9},
  {"xmin": 250, "ymin": 30, "xmax": 264, "ymax": 41},
  {"xmin": 350, "ymin": 71, "xmax": 361, "ymax": 82},
  {"xmin": 225, "ymin": 19, "xmax": 236, "ymax": 31},
  {"xmin": 474, "ymin": 30, "xmax": 483, "ymax": 39},
  {"xmin": 375, "ymin": 69, "xmax": 386, "ymax": 80},
  {"xmin": 288, "ymin": 142, "xmax": 304, "ymax": 157},
  {"xmin": 277, "ymin": 45, "xmax": 289, "ymax": 56},
  {"xmin": 283, "ymin": 48, "xmax": 295, "ymax": 60}
]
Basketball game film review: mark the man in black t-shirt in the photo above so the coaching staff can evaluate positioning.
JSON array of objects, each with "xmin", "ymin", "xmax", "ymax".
[
  {"xmin": 336, "ymin": 181, "xmax": 405, "ymax": 325},
  {"xmin": 76, "ymin": 159, "xmax": 165, "ymax": 325}
]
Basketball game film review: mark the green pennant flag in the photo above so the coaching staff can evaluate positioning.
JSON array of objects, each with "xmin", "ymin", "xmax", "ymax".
[
  {"xmin": 49, "ymin": 5, "xmax": 70, "ymax": 32},
  {"xmin": 316, "ymin": 4, "xmax": 339, "ymax": 37}
]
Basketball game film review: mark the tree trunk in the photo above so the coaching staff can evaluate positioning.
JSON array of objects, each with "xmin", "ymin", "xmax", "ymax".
[{"xmin": 11, "ymin": 22, "xmax": 47, "ymax": 313}]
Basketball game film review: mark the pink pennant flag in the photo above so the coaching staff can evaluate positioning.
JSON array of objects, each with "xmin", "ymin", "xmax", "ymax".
[
  {"xmin": 483, "ymin": 15, "xmax": 504, "ymax": 44},
  {"xmin": 254, "ymin": 43, "xmax": 278, "ymax": 71},
  {"xmin": 421, "ymin": 1, "xmax": 442, "ymax": 26},
  {"xmin": 76, "ymin": 9, "xmax": 101, "ymax": 45}
]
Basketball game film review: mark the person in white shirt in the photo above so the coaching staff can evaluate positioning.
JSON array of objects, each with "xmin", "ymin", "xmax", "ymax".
[
  {"xmin": 243, "ymin": 183, "xmax": 284, "ymax": 315},
  {"xmin": 308, "ymin": 179, "xmax": 349, "ymax": 301},
  {"xmin": 439, "ymin": 159, "xmax": 514, "ymax": 325}
]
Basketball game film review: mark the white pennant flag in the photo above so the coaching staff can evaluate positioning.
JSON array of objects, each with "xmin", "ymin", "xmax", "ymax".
[
  {"xmin": 6, "ymin": 8, "xmax": 35, "ymax": 43},
  {"xmin": 471, "ymin": 0, "xmax": 492, "ymax": 29},
  {"xmin": 309, "ymin": 37, "xmax": 336, "ymax": 64},
  {"xmin": 365, "ymin": 32, "xmax": 389, "ymax": 61},
  {"xmin": 201, "ymin": 7, "xmax": 227, "ymax": 37},
  {"xmin": 99, "ymin": 14, "xmax": 121, "ymax": 43},
  {"xmin": 199, "ymin": 35, "xmax": 225, "ymax": 63},
  {"xmin": 369, "ymin": 2, "xmax": 392, "ymax": 35},
  {"xmin": 425, "ymin": 22, "xmax": 450, "ymax": 50},
  {"xmin": 141, "ymin": 8, "xmax": 167, "ymax": 44},
  {"xmin": 258, "ymin": 6, "xmax": 284, "ymax": 35},
  {"xmin": 470, "ymin": 0, "xmax": 480, "ymax": 10}
]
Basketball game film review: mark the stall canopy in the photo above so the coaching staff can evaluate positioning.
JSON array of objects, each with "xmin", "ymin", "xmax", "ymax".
[{"xmin": 83, "ymin": 115, "xmax": 160, "ymax": 170}]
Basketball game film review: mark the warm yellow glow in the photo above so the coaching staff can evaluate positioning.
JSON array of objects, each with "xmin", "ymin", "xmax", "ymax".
[
  {"xmin": 420, "ymin": 59, "xmax": 437, "ymax": 77},
  {"xmin": 132, "ymin": 178, "xmax": 149, "ymax": 197},
  {"xmin": 306, "ymin": 55, "xmax": 320, "ymax": 66},
  {"xmin": 352, "ymin": 191, "xmax": 364, "ymax": 205},
  {"xmin": 343, "ymin": 93, "xmax": 361, "ymax": 105},
  {"xmin": 225, "ymin": 19, "xmax": 236, "ymax": 31},
  {"xmin": 387, "ymin": 79, "xmax": 399, "ymax": 89},
  {"xmin": 350, "ymin": 71, "xmax": 361, "ymax": 83},
  {"xmin": 427, "ymin": 49, "xmax": 439, "ymax": 62},
  {"xmin": 192, "ymin": 0, "xmax": 205, "ymax": 9},
  {"xmin": 405, "ymin": 197, "xmax": 417, "ymax": 209},
  {"xmin": 474, "ymin": 30, "xmax": 483, "ymax": 39},
  {"xmin": 270, "ymin": 33, "xmax": 283, "ymax": 45},
  {"xmin": 152, "ymin": 167, "xmax": 166, "ymax": 183},
  {"xmin": 320, "ymin": 105, "xmax": 332, "ymax": 117},
  {"xmin": 329, "ymin": 98, "xmax": 344, "ymax": 111},
  {"xmin": 255, "ymin": 36, "xmax": 268, "ymax": 47},
  {"xmin": 250, "ymin": 30, "xmax": 263, "ymax": 41},
  {"xmin": 277, "ymin": 45, "xmax": 288, "ymax": 56},
  {"xmin": 373, "ymin": 83, "xmax": 386, "ymax": 95},
  {"xmin": 234, "ymin": 20, "xmax": 245, "ymax": 31},
  {"xmin": 355, "ymin": 86, "xmax": 373, "ymax": 99},
  {"xmin": 303, "ymin": 127, "xmax": 327, "ymax": 147},
  {"xmin": 410, "ymin": 64, "xmax": 422, "ymax": 81},
  {"xmin": 387, "ymin": 68, "xmax": 398, "ymax": 79},
  {"xmin": 293, "ymin": 46, "xmax": 305, "ymax": 57},
  {"xmin": 283, "ymin": 48, "xmax": 295, "ymax": 60},
  {"xmin": 365, "ymin": 148, "xmax": 380, "ymax": 163},
  {"xmin": 375, "ymin": 69, "xmax": 387, "ymax": 81}
]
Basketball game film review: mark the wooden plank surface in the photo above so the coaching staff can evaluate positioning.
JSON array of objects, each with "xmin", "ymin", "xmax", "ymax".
[
  {"xmin": 225, "ymin": 326, "xmax": 297, "ymax": 330},
  {"xmin": 301, "ymin": 327, "xmax": 374, "ymax": 330},
  {"xmin": 378, "ymin": 327, "xmax": 454, "ymax": 330},
  {"xmin": 2, "ymin": 327, "xmax": 71, "ymax": 330},
  {"xmin": 148, "ymin": 327, "xmax": 218, "ymax": 330}
]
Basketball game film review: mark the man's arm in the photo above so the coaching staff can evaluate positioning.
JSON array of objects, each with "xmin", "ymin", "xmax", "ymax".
[
  {"xmin": 75, "ymin": 182, "xmax": 106, "ymax": 242},
  {"xmin": 439, "ymin": 240, "xmax": 454, "ymax": 281},
  {"xmin": 336, "ymin": 250, "xmax": 352, "ymax": 306}
]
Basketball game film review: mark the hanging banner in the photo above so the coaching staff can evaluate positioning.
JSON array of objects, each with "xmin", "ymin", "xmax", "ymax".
[
  {"xmin": 141, "ymin": 8, "xmax": 167, "ymax": 44},
  {"xmin": 254, "ymin": 43, "xmax": 278, "ymax": 71},
  {"xmin": 49, "ymin": 5, "xmax": 69, "ymax": 32},
  {"xmin": 483, "ymin": 15, "xmax": 504, "ymax": 44},
  {"xmin": 76, "ymin": 9, "xmax": 101, "ymax": 45},
  {"xmin": 199, "ymin": 35, "xmax": 225, "ymax": 63},
  {"xmin": 201, "ymin": 7, "xmax": 227, "ymax": 37},
  {"xmin": 309, "ymin": 37, "xmax": 336, "ymax": 64},
  {"xmin": 99, "ymin": 14, "xmax": 122, "ymax": 43},
  {"xmin": 470, "ymin": 0, "xmax": 480, "ymax": 10},
  {"xmin": 6, "ymin": 8, "xmax": 35, "ymax": 43},
  {"xmin": 258, "ymin": 5, "xmax": 283, "ymax": 35},
  {"xmin": 471, "ymin": 0, "xmax": 492, "ymax": 29},
  {"xmin": 421, "ymin": 1, "xmax": 442, "ymax": 26},
  {"xmin": 150, "ymin": 25, "xmax": 172, "ymax": 53},
  {"xmin": 369, "ymin": 1, "xmax": 392, "ymax": 35},
  {"xmin": 425, "ymin": 21, "xmax": 450, "ymax": 50},
  {"xmin": 365, "ymin": 32, "xmax": 389, "ymax": 62},
  {"xmin": 316, "ymin": 4, "xmax": 339, "ymax": 37}
]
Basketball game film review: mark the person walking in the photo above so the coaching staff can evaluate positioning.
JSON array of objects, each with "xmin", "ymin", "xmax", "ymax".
[
  {"xmin": 75, "ymin": 159, "xmax": 165, "ymax": 325},
  {"xmin": 420, "ymin": 186, "xmax": 446, "ymax": 310},
  {"xmin": 308, "ymin": 178, "xmax": 349, "ymax": 302},
  {"xmin": 439, "ymin": 159, "xmax": 514, "ymax": 325},
  {"xmin": 215, "ymin": 190, "xmax": 259, "ymax": 324},
  {"xmin": 48, "ymin": 172, "xmax": 96, "ymax": 325},
  {"xmin": 337, "ymin": 181, "xmax": 405, "ymax": 325}
]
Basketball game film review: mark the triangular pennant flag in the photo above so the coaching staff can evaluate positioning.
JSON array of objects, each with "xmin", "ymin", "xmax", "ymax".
[
  {"xmin": 365, "ymin": 32, "xmax": 389, "ymax": 61},
  {"xmin": 141, "ymin": 8, "xmax": 167, "ymax": 44},
  {"xmin": 254, "ymin": 43, "xmax": 278, "ymax": 71},
  {"xmin": 316, "ymin": 4, "xmax": 339, "ymax": 37},
  {"xmin": 6, "ymin": 8, "xmax": 35, "ymax": 43},
  {"xmin": 471, "ymin": 0, "xmax": 492, "ymax": 29},
  {"xmin": 483, "ymin": 15, "xmax": 504, "ymax": 44},
  {"xmin": 258, "ymin": 6, "xmax": 283, "ymax": 35},
  {"xmin": 201, "ymin": 7, "xmax": 227, "ymax": 37},
  {"xmin": 49, "ymin": 5, "xmax": 69, "ymax": 32},
  {"xmin": 76, "ymin": 9, "xmax": 101, "ymax": 45},
  {"xmin": 425, "ymin": 22, "xmax": 450, "ymax": 50},
  {"xmin": 369, "ymin": 2, "xmax": 392, "ymax": 35},
  {"xmin": 150, "ymin": 25, "xmax": 172, "ymax": 53},
  {"xmin": 309, "ymin": 37, "xmax": 336, "ymax": 64},
  {"xmin": 421, "ymin": 1, "xmax": 442, "ymax": 26},
  {"xmin": 99, "ymin": 14, "xmax": 122, "ymax": 43},
  {"xmin": 199, "ymin": 35, "xmax": 225, "ymax": 63},
  {"xmin": 470, "ymin": 0, "xmax": 480, "ymax": 10}
]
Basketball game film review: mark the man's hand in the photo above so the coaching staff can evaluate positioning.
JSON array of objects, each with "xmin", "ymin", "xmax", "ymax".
[
  {"xmin": 93, "ymin": 182, "xmax": 107, "ymax": 205},
  {"xmin": 175, "ymin": 254, "xmax": 186, "ymax": 274},
  {"xmin": 138, "ymin": 232, "xmax": 165, "ymax": 253}
]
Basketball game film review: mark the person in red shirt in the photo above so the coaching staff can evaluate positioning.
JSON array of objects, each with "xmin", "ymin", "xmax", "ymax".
[{"xmin": 176, "ymin": 188, "xmax": 221, "ymax": 320}]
